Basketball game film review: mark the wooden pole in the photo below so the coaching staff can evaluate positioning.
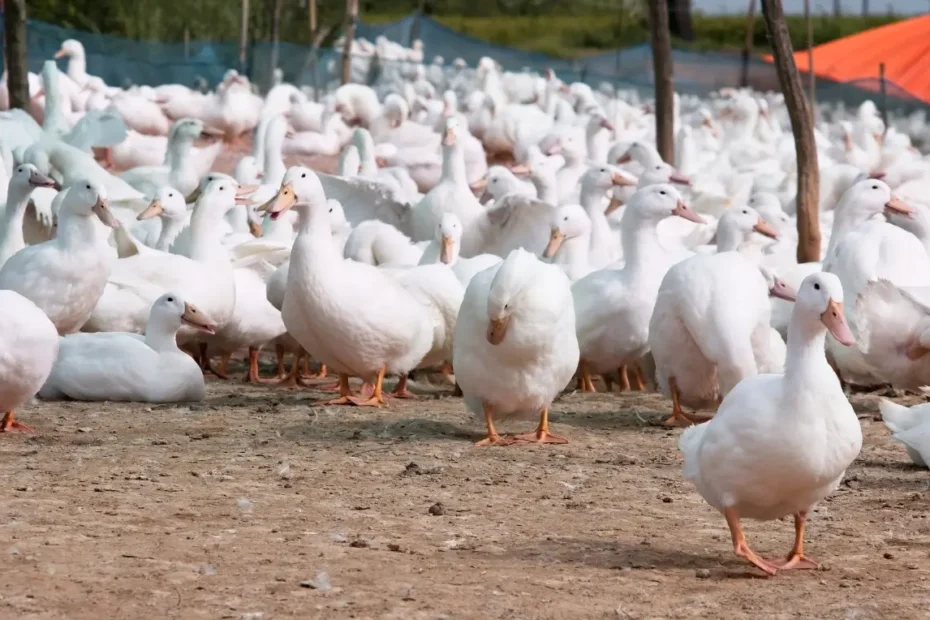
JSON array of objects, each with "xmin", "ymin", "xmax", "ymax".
[
  {"xmin": 740, "ymin": 0, "xmax": 757, "ymax": 88},
  {"xmin": 309, "ymin": 0, "xmax": 317, "ymax": 34},
  {"xmin": 4, "ymin": 0, "xmax": 29, "ymax": 111},
  {"xmin": 762, "ymin": 0, "xmax": 820, "ymax": 263},
  {"xmin": 805, "ymin": 0, "xmax": 815, "ymax": 120},
  {"xmin": 879, "ymin": 62, "xmax": 888, "ymax": 137},
  {"xmin": 239, "ymin": 0, "xmax": 250, "ymax": 72},
  {"xmin": 341, "ymin": 0, "xmax": 359, "ymax": 85},
  {"xmin": 183, "ymin": 26, "xmax": 190, "ymax": 59},
  {"xmin": 648, "ymin": 0, "xmax": 675, "ymax": 164}
]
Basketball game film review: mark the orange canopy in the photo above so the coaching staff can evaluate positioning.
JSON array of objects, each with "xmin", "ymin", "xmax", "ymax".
[{"xmin": 766, "ymin": 14, "xmax": 930, "ymax": 104}]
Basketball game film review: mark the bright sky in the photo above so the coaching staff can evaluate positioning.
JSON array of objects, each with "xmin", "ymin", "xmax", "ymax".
[{"xmin": 695, "ymin": 0, "xmax": 927, "ymax": 14}]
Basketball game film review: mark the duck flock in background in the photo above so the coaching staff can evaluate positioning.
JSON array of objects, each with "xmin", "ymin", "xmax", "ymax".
[{"xmin": 1, "ymin": 35, "xmax": 930, "ymax": 575}]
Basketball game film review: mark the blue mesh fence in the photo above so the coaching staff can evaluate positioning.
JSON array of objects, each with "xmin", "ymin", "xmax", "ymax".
[{"xmin": 0, "ymin": 12, "xmax": 926, "ymax": 114}]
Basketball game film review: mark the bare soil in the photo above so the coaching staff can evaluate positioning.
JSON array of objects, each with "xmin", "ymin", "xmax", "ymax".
[{"xmin": 2, "ymin": 366, "xmax": 929, "ymax": 620}]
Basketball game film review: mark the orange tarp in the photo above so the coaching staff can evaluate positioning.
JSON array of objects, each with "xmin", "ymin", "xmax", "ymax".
[{"xmin": 765, "ymin": 14, "xmax": 930, "ymax": 104}]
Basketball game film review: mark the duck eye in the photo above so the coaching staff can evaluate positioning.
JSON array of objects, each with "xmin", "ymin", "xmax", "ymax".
[
  {"xmin": 301, "ymin": 173, "xmax": 307, "ymax": 178},
  {"xmin": 742, "ymin": 210, "xmax": 748, "ymax": 214},
  {"xmin": 659, "ymin": 190, "xmax": 666, "ymax": 195},
  {"xmin": 85, "ymin": 184, "xmax": 91, "ymax": 190},
  {"xmin": 329, "ymin": 208, "xmax": 333, "ymax": 213},
  {"xmin": 167, "ymin": 297, "xmax": 174, "ymax": 302},
  {"xmin": 814, "ymin": 283, "xmax": 821, "ymax": 290}
]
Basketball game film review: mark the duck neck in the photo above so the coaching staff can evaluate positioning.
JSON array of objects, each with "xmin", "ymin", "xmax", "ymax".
[
  {"xmin": 441, "ymin": 143, "xmax": 468, "ymax": 186},
  {"xmin": 0, "ymin": 183, "xmax": 32, "ymax": 257},
  {"xmin": 784, "ymin": 311, "xmax": 833, "ymax": 388},
  {"xmin": 621, "ymin": 215, "xmax": 665, "ymax": 279},
  {"xmin": 715, "ymin": 222, "xmax": 747, "ymax": 253},
  {"xmin": 155, "ymin": 216, "xmax": 187, "ymax": 252},
  {"xmin": 827, "ymin": 206, "xmax": 877, "ymax": 257},
  {"xmin": 556, "ymin": 232, "xmax": 590, "ymax": 269},
  {"xmin": 144, "ymin": 318, "xmax": 182, "ymax": 353},
  {"xmin": 67, "ymin": 55, "xmax": 87, "ymax": 85},
  {"xmin": 188, "ymin": 202, "xmax": 229, "ymax": 263},
  {"xmin": 56, "ymin": 210, "xmax": 100, "ymax": 253},
  {"xmin": 531, "ymin": 175, "xmax": 557, "ymax": 204},
  {"xmin": 166, "ymin": 133, "xmax": 196, "ymax": 172}
]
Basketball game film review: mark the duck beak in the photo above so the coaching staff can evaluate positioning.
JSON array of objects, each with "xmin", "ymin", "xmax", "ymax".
[
  {"xmin": 821, "ymin": 299, "xmax": 855, "ymax": 346},
  {"xmin": 605, "ymin": 196, "xmax": 624, "ymax": 216},
  {"xmin": 486, "ymin": 316, "xmax": 510, "ymax": 345},
  {"xmin": 600, "ymin": 118, "xmax": 614, "ymax": 131},
  {"xmin": 54, "ymin": 49, "xmax": 67, "ymax": 59},
  {"xmin": 672, "ymin": 200, "xmax": 705, "ymax": 224},
  {"xmin": 885, "ymin": 195, "xmax": 913, "ymax": 217},
  {"xmin": 669, "ymin": 170, "xmax": 692, "ymax": 186},
  {"xmin": 510, "ymin": 164, "xmax": 531, "ymax": 177},
  {"xmin": 906, "ymin": 341, "xmax": 930, "ymax": 361},
  {"xmin": 769, "ymin": 277, "xmax": 796, "ymax": 302},
  {"xmin": 543, "ymin": 228, "xmax": 564, "ymax": 258},
  {"xmin": 753, "ymin": 217, "xmax": 779, "ymax": 240},
  {"xmin": 439, "ymin": 235, "xmax": 455, "ymax": 264},
  {"xmin": 545, "ymin": 142, "xmax": 562, "ymax": 156},
  {"xmin": 200, "ymin": 125, "xmax": 224, "ymax": 138},
  {"xmin": 248, "ymin": 218, "xmax": 263, "ymax": 238},
  {"xmin": 611, "ymin": 171, "xmax": 635, "ymax": 187},
  {"xmin": 181, "ymin": 301, "xmax": 216, "ymax": 335},
  {"xmin": 137, "ymin": 199, "xmax": 164, "ymax": 221},
  {"xmin": 266, "ymin": 183, "xmax": 297, "ymax": 221},
  {"xmin": 868, "ymin": 170, "xmax": 886, "ymax": 180},
  {"xmin": 443, "ymin": 128, "xmax": 456, "ymax": 147},
  {"xmin": 28, "ymin": 169, "xmax": 60, "ymax": 190},
  {"xmin": 93, "ymin": 196, "xmax": 120, "ymax": 229},
  {"xmin": 235, "ymin": 184, "xmax": 259, "ymax": 206},
  {"xmin": 470, "ymin": 176, "xmax": 488, "ymax": 192},
  {"xmin": 615, "ymin": 152, "xmax": 632, "ymax": 165}
]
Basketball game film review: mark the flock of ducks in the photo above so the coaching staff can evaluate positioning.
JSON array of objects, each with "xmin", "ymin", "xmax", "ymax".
[{"xmin": 2, "ymin": 38, "xmax": 930, "ymax": 577}]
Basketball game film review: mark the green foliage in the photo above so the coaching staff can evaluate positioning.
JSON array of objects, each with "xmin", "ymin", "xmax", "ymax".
[{"xmin": 26, "ymin": 0, "xmax": 903, "ymax": 60}]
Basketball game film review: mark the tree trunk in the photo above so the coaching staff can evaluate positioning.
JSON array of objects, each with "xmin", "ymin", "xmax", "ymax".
[
  {"xmin": 4, "ymin": 0, "xmax": 29, "ymax": 111},
  {"xmin": 269, "ymin": 0, "xmax": 282, "ymax": 89},
  {"xmin": 648, "ymin": 0, "xmax": 675, "ymax": 164},
  {"xmin": 740, "ymin": 0, "xmax": 756, "ymax": 88},
  {"xmin": 762, "ymin": 0, "xmax": 821, "ymax": 263},
  {"xmin": 239, "ymin": 0, "xmax": 250, "ymax": 73},
  {"xmin": 341, "ymin": 0, "xmax": 359, "ymax": 86}
]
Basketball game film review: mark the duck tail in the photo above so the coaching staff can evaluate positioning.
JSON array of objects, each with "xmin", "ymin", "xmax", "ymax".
[
  {"xmin": 678, "ymin": 422, "xmax": 709, "ymax": 482},
  {"xmin": 879, "ymin": 398, "xmax": 915, "ymax": 435}
]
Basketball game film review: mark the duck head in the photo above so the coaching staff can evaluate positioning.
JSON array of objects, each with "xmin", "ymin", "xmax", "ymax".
[
  {"xmin": 485, "ymin": 248, "xmax": 537, "ymax": 345},
  {"xmin": 436, "ymin": 212, "xmax": 462, "ymax": 265},
  {"xmin": 263, "ymin": 166, "xmax": 327, "ymax": 221},
  {"xmin": 544, "ymin": 204, "xmax": 590, "ymax": 259},
  {"xmin": 67, "ymin": 179, "xmax": 119, "ymax": 228},
  {"xmin": 627, "ymin": 184, "xmax": 704, "ymax": 224},
  {"xmin": 11, "ymin": 163, "xmax": 59, "ymax": 191},
  {"xmin": 759, "ymin": 266, "xmax": 797, "ymax": 302},
  {"xmin": 153, "ymin": 292, "xmax": 216, "ymax": 335},
  {"xmin": 138, "ymin": 186, "xmax": 187, "ymax": 222},
  {"xmin": 796, "ymin": 272, "xmax": 854, "ymax": 346},
  {"xmin": 837, "ymin": 178, "xmax": 912, "ymax": 223}
]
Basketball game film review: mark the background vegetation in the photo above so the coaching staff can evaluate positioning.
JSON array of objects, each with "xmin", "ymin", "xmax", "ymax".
[{"xmin": 28, "ymin": 0, "xmax": 903, "ymax": 59}]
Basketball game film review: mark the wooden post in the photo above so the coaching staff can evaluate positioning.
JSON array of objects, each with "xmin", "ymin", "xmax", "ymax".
[
  {"xmin": 762, "ymin": 0, "xmax": 820, "ymax": 263},
  {"xmin": 805, "ymin": 0, "xmax": 815, "ymax": 120},
  {"xmin": 183, "ymin": 26, "xmax": 190, "ymax": 59},
  {"xmin": 648, "ymin": 0, "xmax": 675, "ymax": 164},
  {"xmin": 740, "ymin": 0, "xmax": 756, "ymax": 88},
  {"xmin": 341, "ymin": 0, "xmax": 359, "ymax": 85},
  {"xmin": 309, "ymin": 0, "xmax": 317, "ymax": 34},
  {"xmin": 270, "ymin": 0, "xmax": 282, "ymax": 88},
  {"xmin": 239, "ymin": 0, "xmax": 250, "ymax": 73},
  {"xmin": 4, "ymin": 0, "xmax": 29, "ymax": 111}
]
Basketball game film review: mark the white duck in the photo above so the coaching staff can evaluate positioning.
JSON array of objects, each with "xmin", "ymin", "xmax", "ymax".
[
  {"xmin": 542, "ymin": 204, "xmax": 593, "ymax": 282},
  {"xmin": 0, "ymin": 291, "xmax": 59, "ymax": 431},
  {"xmin": 573, "ymin": 184, "xmax": 705, "ymax": 391},
  {"xmin": 129, "ymin": 187, "xmax": 189, "ymax": 252},
  {"xmin": 0, "ymin": 164, "xmax": 60, "ymax": 268},
  {"xmin": 679, "ymin": 272, "xmax": 861, "ymax": 576},
  {"xmin": 418, "ymin": 212, "xmax": 503, "ymax": 288},
  {"xmin": 453, "ymin": 248, "xmax": 579, "ymax": 445},
  {"xmin": 0, "ymin": 179, "xmax": 119, "ymax": 334},
  {"xmin": 119, "ymin": 118, "xmax": 218, "ymax": 197},
  {"xmin": 879, "ymin": 399, "xmax": 930, "ymax": 468},
  {"xmin": 265, "ymin": 166, "xmax": 434, "ymax": 406},
  {"xmin": 344, "ymin": 220, "xmax": 427, "ymax": 267},
  {"xmin": 40, "ymin": 293, "xmax": 215, "ymax": 402}
]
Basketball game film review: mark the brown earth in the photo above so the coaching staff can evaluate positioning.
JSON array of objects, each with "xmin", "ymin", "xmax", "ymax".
[{"xmin": 1, "ymin": 366, "xmax": 929, "ymax": 620}]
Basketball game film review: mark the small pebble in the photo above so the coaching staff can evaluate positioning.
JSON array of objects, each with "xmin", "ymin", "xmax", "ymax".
[
  {"xmin": 388, "ymin": 543, "xmax": 403, "ymax": 552},
  {"xmin": 662, "ymin": 497, "xmax": 673, "ymax": 504},
  {"xmin": 883, "ymin": 552, "xmax": 894, "ymax": 560},
  {"xmin": 349, "ymin": 539, "xmax": 369, "ymax": 548},
  {"xmin": 695, "ymin": 568, "xmax": 711, "ymax": 579},
  {"xmin": 300, "ymin": 571, "xmax": 331, "ymax": 591},
  {"xmin": 428, "ymin": 502, "xmax": 445, "ymax": 516},
  {"xmin": 198, "ymin": 564, "xmax": 217, "ymax": 576}
]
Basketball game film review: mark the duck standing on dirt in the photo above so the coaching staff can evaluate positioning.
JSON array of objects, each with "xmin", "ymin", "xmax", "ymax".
[
  {"xmin": 452, "ymin": 248, "xmax": 579, "ymax": 445},
  {"xmin": 679, "ymin": 273, "xmax": 862, "ymax": 576}
]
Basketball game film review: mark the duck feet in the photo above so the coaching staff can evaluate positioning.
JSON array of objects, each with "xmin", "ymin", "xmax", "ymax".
[
  {"xmin": 244, "ymin": 347, "xmax": 277, "ymax": 384},
  {"xmin": 630, "ymin": 362, "xmax": 646, "ymax": 391},
  {"xmin": 277, "ymin": 356, "xmax": 311, "ymax": 388},
  {"xmin": 772, "ymin": 512, "xmax": 820, "ymax": 571},
  {"xmin": 0, "ymin": 411, "xmax": 32, "ymax": 433},
  {"xmin": 319, "ymin": 374, "xmax": 355, "ymax": 405},
  {"xmin": 513, "ymin": 407, "xmax": 568, "ymax": 444},
  {"xmin": 618, "ymin": 365, "xmax": 631, "ymax": 392},
  {"xmin": 578, "ymin": 360, "xmax": 596, "ymax": 392},
  {"xmin": 725, "ymin": 507, "xmax": 779, "ymax": 577},
  {"xmin": 390, "ymin": 375, "xmax": 417, "ymax": 399},
  {"xmin": 663, "ymin": 377, "xmax": 712, "ymax": 426},
  {"xmin": 199, "ymin": 344, "xmax": 229, "ymax": 380},
  {"xmin": 475, "ymin": 433, "xmax": 516, "ymax": 446}
]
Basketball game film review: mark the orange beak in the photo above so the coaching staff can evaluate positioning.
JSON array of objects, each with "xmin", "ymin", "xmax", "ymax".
[
  {"xmin": 486, "ymin": 316, "xmax": 510, "ymax": 345},
  {"xmin": 821, "ymin": 299, "xmax": 855, "ymax": 346},
  {"xmin": 672, "ymin": 200, "xmax": 705, "ymax": 224},
  {"xmin": 885, "ymin": 195, "xmax": 913, "ymax": 217},
  {"xmin": 753, "ymin": 218, "xmax": 779, "ymax": 240}
]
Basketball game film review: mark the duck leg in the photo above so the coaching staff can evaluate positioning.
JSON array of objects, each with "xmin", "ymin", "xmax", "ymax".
[
  {"xmin": 771, "ymin": 512, "xmax": 820, "ymax": 570},
  {"xmin": 475, "ymin": 402, "xmax": 514, "ymax": 446},
  {"xmin": 618, "ymin": 366, "xmax": 630, "ymax": 392},
  {"xmin": 299, "ymin": 355, "xmax": 326, "ymax": 380},
  {"xmin": 199, "ymin": 343, "xmax": 229, "ymax": 380},
  {"xmin": 274, "ymin": 344, "xmax": 288, "ymax": 379},
  {"xmin": 631, "ymin": 362, "xmax": 646, "ymax": 391},
  {"xmin": 0, "ymin": 411, "xmax": 32, "ymax": 433},
  {"xmin": 244, "ymin": 347, "xmax": 276, "ymax": 383},
  {"xmin": 277, "ymin": 353, "xmax": 311, "ymax": 388},
  {"xmin": 513, "ymin": 407, "xmax": 568, "ymax": 444},
  {"xmin": 664, "ymin": 376, "xmax": 712, "ymax": 426},
  {"xmin": 390, "ymin": 374, "xmax": 417, "ymax": 399},
  {"xmin": 602, "ymin": 373, "xmax": 615, "ymax": 393},
  {"xmin": 319, "ymin": 374, "xmax": 356, "ymax": 405},
  {"xmin": 578, "ymin": 360, "xmax": 596, "ymax": 392},
  {"xmin": 724, "ymin": 507, "xmax": 779, "ymax": 576},
  {"xmin": 349, "ymin": 366, "xmax": 388, "ymax": 407}
]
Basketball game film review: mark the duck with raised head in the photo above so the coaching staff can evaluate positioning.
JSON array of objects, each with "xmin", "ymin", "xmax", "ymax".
[
  {"xmin": 0, "ymin": 163, "xmax": 61, "ymax": 268},
  {"xmin": 679, "ymin": 272, "xmax": 861, "ymax": 576}
]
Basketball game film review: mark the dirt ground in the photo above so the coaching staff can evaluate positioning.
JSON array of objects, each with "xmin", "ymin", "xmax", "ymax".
[{"xmin": 2, "ymin": 364, "xmax": 929, "ymax": 620}]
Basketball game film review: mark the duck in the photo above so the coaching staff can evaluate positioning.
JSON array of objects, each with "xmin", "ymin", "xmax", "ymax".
[
  {"xmin": 417, "ymin": 212, "xmax": 502, "ymax": 288},
  {"xmin": 129, "ymin": 186, "xmax": 189, "ymax": 252},
  {"xmin": 0, "ymin": 179, "xmax": 119, "ymax": 334},
  {"xmin": 264, "ymin": 166, "xmax": 434, "ymax": 406},
  {"xmin": 879, "ymin": 399, "xmax": 930, "ymax": 468},
  {"xmin": 343, "ymin": 220, "xmax": 427, "ymax": 267},
  {"xmin": 0, "ymin": 290, "xmax": 60, "ymax": 431},
  {"xmin": 542, "ymin": 204, "xmax": 594, "ymax": 282},
  {"xmin": 577, "ymin": 164, "xmax": 634, "ymax": 268},
  {"xmin": 83, "ymin": 180, "xmax": 241, "ymax": 353},
  {"xmin": 649, "ymin": 233, "xmax": 796, "ymax": 426},
  {"xmin": 39, "ymin": 293, "xmax": 215, "ymax": 402},
  {"xmin": 678, "ymin": 272, "xmax": 861, "ymax": 576},
  {"xmin": 452, "ymin": 248, "xmax": 579, "ymax": 445},
  {"xmin": 573, "ymin": 184, "xmax": 705, "ymax": 391},
  {"xmin": 0, "ymin": 164, "xmax": 61, "ymax": 268}
]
